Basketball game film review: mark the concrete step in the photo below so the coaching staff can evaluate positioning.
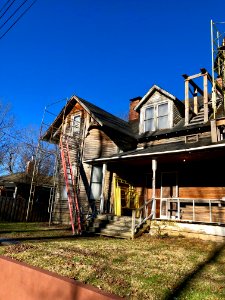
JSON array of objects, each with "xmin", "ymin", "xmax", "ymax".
[
  {"xmin": 85, "ymin": 215, "xmax": 135, "ymax": 239},
  {"xmin": 103, "ymin": 224, "xmax": 131, "ymax": 231},
  {"xmin": 85, "ymin": 214, "xmax": 149, "ymax": 239},
  {"xmin": 99, "ymin": 229, "xmax": 131, "ymax": 239},
  {"xmin": 96, "ymin": 214, "xmax": 114, "ymax": 221}
]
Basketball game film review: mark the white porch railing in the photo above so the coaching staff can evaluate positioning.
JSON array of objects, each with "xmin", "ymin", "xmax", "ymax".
[
  {"xmin": 156, "ymin": 197, "xmax": 225, "ymax": 224},
  {"xmin": 131, "ymin": 197, "xmax": 225, "ymax": 238},
  {"xmin": 131, "ymin": 199, "xmax": 154, "ymax": 238}
]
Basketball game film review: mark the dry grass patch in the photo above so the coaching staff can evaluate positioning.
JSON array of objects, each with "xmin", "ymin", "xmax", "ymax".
[{"xmin": 0, "ymin": 222, "xmax": 225, "ymax": 299}]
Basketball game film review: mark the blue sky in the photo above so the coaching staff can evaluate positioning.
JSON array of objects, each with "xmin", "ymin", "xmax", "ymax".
[{"xmin": 0, "ymin": 0, "xmax": 225, "ymax": 128}]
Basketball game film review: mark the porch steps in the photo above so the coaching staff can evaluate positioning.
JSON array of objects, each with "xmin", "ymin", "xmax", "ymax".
[
  {"xmin": 85, "ymin": 214, "xmax": 113, "ymax": 234},
  {"xmin": 85, "ymin": 215, "xmax": 146, "ymax": 239}
]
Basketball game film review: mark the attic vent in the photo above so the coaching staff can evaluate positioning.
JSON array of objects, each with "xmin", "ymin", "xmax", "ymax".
[{"xmin": 185, "ymin": 134, "xmax": 199, "ymax": 143}]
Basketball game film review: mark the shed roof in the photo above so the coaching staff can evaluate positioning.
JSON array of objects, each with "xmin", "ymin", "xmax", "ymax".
[
  {"xmin": 0, "ymin": 172, "xmax": 53, "ymax": 187},
  {"xmin": 0, "ymin": 173, "xmax": 31, "ymax": 185}
]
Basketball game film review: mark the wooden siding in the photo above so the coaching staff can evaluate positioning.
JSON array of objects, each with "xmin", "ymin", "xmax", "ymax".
[
  {"xmin": 143, "ymin": 90, "xmax": 170, "ymax": 105},
  {"xmin": 83, "ymin": 128, "xmax": 118, "ymax": 160},
  {"xmin": 173, "ymin": 102, "xmax": 183, "ymax": 125},
  {"xmin": 181, "ymin": 203, "xmax": 225, "ymax": 223},
  {"xmin": 179, "ymin": 187, "xmax": 225, "ymax": 199},
  {"xmin": 101, "ymin": 169, "xmax": 112, "ymax": 212},
  {"xmin": 79, "ymin": 163, "xmax": 91, "ymax": 215},
  {"xmin": 52, "ymin": 162, "xmax": 92, "ymax": 224}
]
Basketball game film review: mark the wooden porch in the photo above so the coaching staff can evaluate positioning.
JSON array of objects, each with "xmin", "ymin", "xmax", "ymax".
[{"xmin": 85, "ymin": 196, "xmax": 225, "ymax": 239}]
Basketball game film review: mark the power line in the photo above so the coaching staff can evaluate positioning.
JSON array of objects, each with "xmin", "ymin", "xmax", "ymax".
[
  {"xmin": 0, "ymin": 0, "xmax": 14, "ymax": 14},
  {"xmin": 0, "ymin": 0, "xmax": 38, "ymax": 40},
  {"xmin": 0, "ymin": 0, "xmax": 11, "ymax": 14},
  {"xmin": 0, "ymin": 0, "xmax": 29, "ymax": 31},
  {"xmin": 0, "ymin": 0, "xmax": 33, "ymax": 31},
  {"xmin": 0, "ymin": 0, "xmax": 17, "ymax": 20}
]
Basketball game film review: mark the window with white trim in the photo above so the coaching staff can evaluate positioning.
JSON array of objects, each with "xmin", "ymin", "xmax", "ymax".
[
  {"xmin": 89, "ymin": 166, "xmax": 103, "ymax": 201},
  {"xmin": 144, "ymin": 102, "xmax": 169, "ymax": 132},
  {"xmin": 72, "ymin": 114, "xmax": 81, "ymax": 133}
]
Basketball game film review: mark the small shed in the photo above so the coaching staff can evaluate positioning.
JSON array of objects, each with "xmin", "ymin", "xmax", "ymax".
[{"xmin": 0, "ymin": 172, "xmax": 52, "ymax": 222}]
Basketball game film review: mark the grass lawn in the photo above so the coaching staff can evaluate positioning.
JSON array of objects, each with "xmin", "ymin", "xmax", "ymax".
[{"xmin": 0, "ymin": 222, "xmax": 225, "ymax": 299}]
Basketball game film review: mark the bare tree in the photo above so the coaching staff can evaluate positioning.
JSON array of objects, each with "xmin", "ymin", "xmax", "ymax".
[
  {"xmin": 0, "ymin": 101, "xmax": 56, "ymax": 180},
  {"xmin": 0, "ymin": 101, "xmax": 16, "ymax": 175},
  {"xmin": 6, "ymin": 125, "xmax": 56, "ymax": 177}
]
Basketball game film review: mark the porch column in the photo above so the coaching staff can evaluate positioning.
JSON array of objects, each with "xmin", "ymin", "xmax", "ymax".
[
  {"xmin": 203, "ymin": 73, "xmax": 208, "ymax": 123},
  {"xmin": 152, "ymin": 159, "xmax": 157, "ymax": 219},
  {"xmin": 100, "ymin": 163, "xmax": 107, "ymax": 213}
]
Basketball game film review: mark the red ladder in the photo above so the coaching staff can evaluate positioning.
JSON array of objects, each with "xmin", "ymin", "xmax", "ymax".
[{"xmin": 60, "ymin": 137, "xmax": 82, "ymax": 234}]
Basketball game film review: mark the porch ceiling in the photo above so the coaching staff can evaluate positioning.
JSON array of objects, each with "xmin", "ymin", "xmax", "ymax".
[
  {"xmin": 88, "ymin": 144, "xmax": 225, "ymax": 170},
  {"xmin": 107, "ymin": 149, "xmax": 225, "ymax": 166}
]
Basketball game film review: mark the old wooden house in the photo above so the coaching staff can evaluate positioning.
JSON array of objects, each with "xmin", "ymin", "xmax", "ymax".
[{"xmin": 41, "ymin": 66, "xmax": 225, "ymax": 238}]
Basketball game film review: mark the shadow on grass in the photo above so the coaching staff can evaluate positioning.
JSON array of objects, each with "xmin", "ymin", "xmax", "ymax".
[
  {"xmin": 166, "ymin": 242, "xmax": 225, "ymax": 300},
  {"xmin": 0, "ymin": 235, "xmax": 79, "ymax": 245},
  {"xmin": 0, "ymin": 232, "xmax": 99, "ymax": 245},
  {"xmin": 0, "ymin": 228, "xmax": 72, "ymax": 234}
]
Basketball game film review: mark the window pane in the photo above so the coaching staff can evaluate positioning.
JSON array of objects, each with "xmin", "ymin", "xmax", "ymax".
[
  {"xmin": 158, "ymin": 103, "xmax": 168, "ymax": 116},
  {"xmin": 73, "ymin": 115, "xmax": 80, "ymax": 132},
  {"xmin": 145, "ymin": 119, "xmax": 154, "ymax": 131},
  {"xmin": 90, "ymin": 183, "xmax": 102, "ymax": 199},
  {"xmin": 158, "ymin": 116, "xmax": 168, "ymax": 129},
  {"xmin": 62, "ymin": 186, "xmax": 67, "ymax": 200},
  {"xmin": 92, "ymin": 166, "xmax": 103, "ymax": 182},
  {"xmin": 145, "ymin": 107, "xmax": 154, "ymax": 119}
]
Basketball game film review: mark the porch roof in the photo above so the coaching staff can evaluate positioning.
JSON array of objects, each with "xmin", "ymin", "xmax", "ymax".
[{"xmin": 84, "ymin": 138, "xmax": 225, "ymax": 164}]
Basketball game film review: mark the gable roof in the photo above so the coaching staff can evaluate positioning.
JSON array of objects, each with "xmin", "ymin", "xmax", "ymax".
[
  {"xmin": 78, "ymin": 96, "xmax": 134, "ymax": 136},
  {"xmin": 134, "ymin": 85, "xmax": 179, "ymax": 111},
  {"xmin": 42, "ymin": 95, "xmax": 136, "ymax": 143}
]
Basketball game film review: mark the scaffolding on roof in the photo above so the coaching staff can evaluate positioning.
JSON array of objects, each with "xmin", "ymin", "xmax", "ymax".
[
  {"xmin": 26, "ymin": 96, "xmax": 87, "ymax": 234},
  {"xmin": 26, "ymin": 98, "xmax": 67, "ymax": 223},
  {"xmin": 211, "ymin": 20, "xmax": 225, "ymax": 117}
]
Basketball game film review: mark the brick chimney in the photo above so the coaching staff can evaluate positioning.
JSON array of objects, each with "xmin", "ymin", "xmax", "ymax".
[{"xmin": 129, "ymin": 96, "xmax": 142, "ymax": 122}]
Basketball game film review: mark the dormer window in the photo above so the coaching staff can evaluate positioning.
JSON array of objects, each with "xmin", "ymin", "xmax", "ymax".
[
  {"xmin": 136, "ymin": 85, "xmax": 179, "ymax": 134},
  {"xmin": 144, "ymin": 102, "xmax": 169, "ymax": 132}
]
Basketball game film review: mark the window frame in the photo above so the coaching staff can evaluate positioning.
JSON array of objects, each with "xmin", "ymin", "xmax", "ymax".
[
  {"xmin": 71, "ymin": 114, "xmax": 81, "ymax": 134},
  {"xmin": 142, "ymin": 100, "xmax": 172, "ymax": 133},
  {"xmin": 89, "ymin": 165, "xmax": 103, "ymax": 201}
]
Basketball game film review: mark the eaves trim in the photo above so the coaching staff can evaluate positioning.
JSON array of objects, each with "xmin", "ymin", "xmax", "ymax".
[{"xmin": 73, "ymin": 96, "xmax": 103, "ymax": 126}]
